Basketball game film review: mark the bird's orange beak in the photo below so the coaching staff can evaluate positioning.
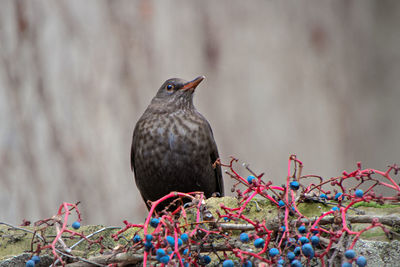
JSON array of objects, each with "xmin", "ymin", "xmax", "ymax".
[{"xmin": 181, "ymin": 76, "xmax": 205, "ymax": 91}]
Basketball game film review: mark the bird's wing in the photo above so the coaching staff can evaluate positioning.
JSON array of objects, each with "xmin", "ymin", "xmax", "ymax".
[
  {"xmin": 210, "ymin": 139, "xmax": 224, "ymax": 196},
  {"xmin": 130, "ymin": 127, "xmax": 137, "ymax": 172},
  {"xmin": 131, "ymin": 124, "xmax": 152, "ymax": 209},
  {"xmin": 201, "ymin": 117, "xmax": 224, "ymax": 197}
]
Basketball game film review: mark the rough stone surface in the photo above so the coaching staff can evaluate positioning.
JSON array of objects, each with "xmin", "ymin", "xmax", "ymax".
[{"xmin": 353, "ymin": 240, "xmax": 400, "ymax": 267}]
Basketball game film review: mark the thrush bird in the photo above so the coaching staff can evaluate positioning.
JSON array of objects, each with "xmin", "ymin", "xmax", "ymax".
[{"xmin": 131, "ymin": 76, "xmax": 224, "ymax": 211}]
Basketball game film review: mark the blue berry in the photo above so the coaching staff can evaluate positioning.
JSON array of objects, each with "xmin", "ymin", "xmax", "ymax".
[
  {"xmin": 133, "ymin": 235, "xmax": 141, "ymax": 243},
  {"xmin": 202, "ymin": 255, "xmax": 211, "ymax": 264},
  {"xmin": 278, "ymin": 200, "xmax": 285, "ymax": 207},
  {"xmin": 223, "ymin": 259, "xmax": 234, "ymax": 267},
  {"xmin": 291, "ymin": 259, "xmax": 302, "ymax": 267},
  {"xmin": 356, "ymin": 256, "xmax": 367, "ymax": 267},
  {"xmin": 311, "ymin": 227, "xmax": 319, "ymax": 234},
  {"xmin": 178, "ymin": 238, "xmax": 183, "ymax": 246},
  {"xmin": 342, "ymin": 262, "xmax": 352, "ymax": 267},
  {"xmin": 247, "ymin": 175, "xmax": 256, "ymax": 184},
  {"xmin": 311, "ymin": 236, "xmax": 320, "ymax": 245},
  {"xmin": 145, "ymin": 234, "xmax": 153, "ymax": 241},
  {"xmin": 320, "ymin": 194, "xmax": 328, "ymax": 199},
  {"xmin": 254, "ymin": 238, "xmax": 265, "ymax": 248},
  {"xmin": 299, "ymin": 236, "xmax": 309, "ymax": 244},
  {"xmin": 26, "ymin": 260, "xmax": 35, "ymax": 267},
  {"xmin": 355, "ymin": 189, "xmax": 364, "ymax": 198},
  {"xmin": 345, "ymin": 249, "xmax": 356, "ymax": 259},
  {"xmin": 334, "ymin": 192, "xmax": 343, "ymax": 201},
  {"xmin": 31, "ymin": 256, "xmax": 40, "ymax": 264},
  {"xmin": 240, "ymin": 233, "xmax": 249, "ymax": 243},
  {"xmin": 242, "ymin": 260, "xmax": 252, "ymax": 267},
  {"xmin": 166, "ymin": 235, "xmax": 175, "ymax": 246},
  {"xmin": 183, "ymin": 248, "xmax": 189, "ymax": 255},
  {"xmin": 223, "ymin": 217, "xmax": 231, "ymax": 222},
  {"xmin": 294, "ymin": 246, "xmax": 301, "ymax": 256},
  {"xmin": 181, "ymin": 233, "xmax": 189, "ymax": 242},
  {"xmin": 278, "ymin": 258, "xmax": 285, "ymax": 265},
  {"xmin": 302, "ymin": 244, "xmax": 314, "ymax": 257},
  {"xmin": 290, "ymin": 181, "xmax": 300, "ymax": 190},
  {"xmin": 159, "ymin": 255, "xmax": 170, "ymax": 264},
  {"xmin": 150, "ymin": 218, "xmax": 160, "ymax": 228},
  {"xmin": 332, "ymin": 206, "xmax": 339, "ymax": 211},
  {"xmin": 72, "ymin": 221, "xmax": 81, "ymax": 229},
  {"xmin": 156, "ymin": 248, "xmax": 166, "ymax": 256},
  {"xmin": 144, "ymin": 241, "xmax": 153, "ymax": 251},
  {"xmin": 287, "ymin": 251, "xmax": 295, "ymax": 261},
  {"xmin": 280, "ymin": 226, "xmax": 286, "ymax": 232},
  {"xmin": 298, "ymin": 225, "xmax": 306, "ymax": 233},
  {"xmin": 269, "ymin": 248, "xmax": 279, "ymax": 257}
]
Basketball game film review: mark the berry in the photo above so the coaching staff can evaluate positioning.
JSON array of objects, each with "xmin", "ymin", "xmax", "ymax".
[
  {"xmin": 332, "ymin": 206, "xmax": 339, "ymax": 211},
  {"xmin": 181, "ymin": 233, "xmax": 189, "ymax": 242},
  {"xmin": 133, "ymin": 235, "xmax": 141, "ymax": 243},
  {"xmin": 311, "ymin": 236, "xmax": 320, "ymax": 245},
  {"xmin": 159, "ymin": 255, "xmax": 170, "ymax": 264},
  {"xmin": 202, "ymin": 255, "xmax": 211, "ymax": 264},
  {"xmin": 254, "ymin": 238, "xmax": 265, "ymax": 248},
  {"xmin": 223, "ymin": 259, "xmax": 234, "ymax": 267},
  {"xmin": 290, "ymin": 181, "xmax": 300, "ymax": 190},
  {"xmin": 302, "ymin": 244, "xmax": 314, "ymax": 258},
  {"xmin": 291, "ymin": 259, "xmax": 302, "ymax": 267},
  {"xmin": 240, "ymin": 233, "xmax": 249, "ymax": 243},
  {"xmin": 294, "ymin": 246, "xmax": 301, "ymax": 256},
  {"xmin": 26, "ymin": 260, "xmax": 35, "ymax": 267},
  {"xmin": 280, "ymin": 226, "xmax": 286, "ymax": 232},
  {"xmin": 183, "ymin": 248, "xmax": 189, "ymax": 255},
  {"xmin": 156, "ymin": 248, "xmax": 166, "ymax": 256},
  {"xmin": 311, "ymin": 227, "xmax": 319, "ymax": 234},
  {"xmin": 298, "ymin": 225, "xmax": 306, "ymax": 233},
  {"xmin": 72, "ymin": 221, "xmax": 80, "ymax": 229},
  {"xmin": 356, "ymin": 256, "xmax": 367, "ymax": 267},
  {"xmin": 144, "ymin": 241, "xmax": 153, "ymax": 251},
  {"xmin": 278, "ymin": 200, "xmax": 285, "ymax": 207},
  {"xmin": 287, "ymin": 251, "xmax": 295, "ymax": 261},
  {"xmin": 31, "ymin": 256, "xmax": 40, "ymax": 264},
  {"xmin": 355, "ymin": 189, "xmax": 364, "ymax": 198},
  {"xmin": 166, "ymin": 235, "xmax": 175, "ymax": 246},
  {"xmin": 243, "ymin": 260, "xmax": 252, "ymax": 267},
  {"xmin": 345, "ymin": 249, "xmax": 356, "ymax": 259},
  {"xmin": 178, "ymin": 238, "xmax": 183, "ymax": 246},
  {"xmin": 247, "ymin": 175, "xmax": 256, "ymax": 184},
  {"xmin": 320, "ymin": 194, "xmax": 328, "ymax": 199},
  {"xmin": 334, "ymin": 192, "xmax": 343, "ymax": 201},
  {"xmin": 299, "ymin": 236, "xmax": 309, "ymax": 244},
  {"xmin": 278, "ymin": 258, "xmax": 285, "ymax": 265},
  {"xmin": 269, "ymin": 248, "xmax": 279, "ymax": 257},
  {"xmin": 150, "ymin": 218, "xmax": 160, "ymax": 228},
  {"xmin": 145, "ymin": 234, "xmax": 153, "ymax": 241},
  {"xmin": 342, "ymin": 262, "xmax": 353, "ymax": 267}
]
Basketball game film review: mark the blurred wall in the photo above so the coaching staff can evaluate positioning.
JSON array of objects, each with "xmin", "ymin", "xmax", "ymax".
[{"xmin": 1, "ymin": 0, "xmax": 399, "ymax": 225}]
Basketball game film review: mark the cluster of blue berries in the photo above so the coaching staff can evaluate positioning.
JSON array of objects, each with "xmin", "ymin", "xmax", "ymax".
[
  {"xmin": 342, "ymin": 249, "xmax": 367, "ymax": 267},
  {"xmin": 25, "ymin": 256, "xmax": 40, "ymax": 267},
  {"xmin": 133, "ymin": 231, "xmax": 196, "ymax": 265}
]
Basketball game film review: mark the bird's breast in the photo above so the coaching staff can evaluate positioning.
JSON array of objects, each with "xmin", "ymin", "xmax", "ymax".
[{"xmin": 135, "ymin": 113, "xmax": 210, "ymax": 167}]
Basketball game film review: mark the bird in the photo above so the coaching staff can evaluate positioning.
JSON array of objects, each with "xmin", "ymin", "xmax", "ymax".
[{"xmin": 130, "ymin": 76, "xmax": 224, "ymax": 211}]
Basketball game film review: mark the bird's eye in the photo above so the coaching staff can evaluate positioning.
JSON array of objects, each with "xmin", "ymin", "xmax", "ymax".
[{"xmin": 166, "ymin": 84, "xmax": 174, "ymax": 91}]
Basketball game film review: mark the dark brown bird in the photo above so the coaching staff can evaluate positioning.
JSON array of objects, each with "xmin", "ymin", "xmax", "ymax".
[{"xmin": 131, "ymin": 76, "xmax": 224, "ymax": 211}]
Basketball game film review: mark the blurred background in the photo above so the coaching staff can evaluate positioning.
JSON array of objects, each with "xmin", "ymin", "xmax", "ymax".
[{"xmin": 1, "ymin": 0, "xmax": 399, "ymax": 225}]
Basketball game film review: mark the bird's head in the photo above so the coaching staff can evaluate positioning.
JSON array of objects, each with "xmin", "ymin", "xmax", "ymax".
[{"xmin": 149, "ymin": 76, "xmax": 205, "ymax": 113}]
